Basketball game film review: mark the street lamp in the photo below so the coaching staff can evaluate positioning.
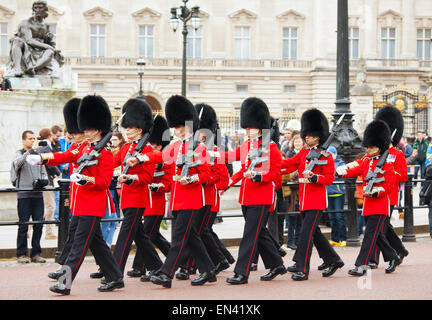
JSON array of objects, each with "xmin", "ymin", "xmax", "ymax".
[
  {"xmin": 169, "ymin": 0, "xmax": 201, "ymax": 97},
  {"xmin": 137, "ymin": 57, "xmax": 146, "ymax": 101}
]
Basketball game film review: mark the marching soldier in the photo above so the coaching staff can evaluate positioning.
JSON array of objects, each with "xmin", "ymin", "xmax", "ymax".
[
  {"xmin": 126, "ymin": 95, "xmax": 216, "ymax": 288},
  {"xmin": 127, "ymin": 115, "xmax": 173, "ymax": 281},
  {"xmin": 282, "ymin": 109, "xmax": 344, "ymax": 281},
  {"xmin": 337, "ymin": 120, "xmax": 401, "ymax": 276},
  {"xmin": 370, "ymin": 106, "xmax": 409, "ymax": 267},
  {"xmin": 27, "ymin": 95, "xmax": 123, "ymax": 295},
  {"xmin": 220, "ymin": 97, "xmax": 286, "ymax": 285}
]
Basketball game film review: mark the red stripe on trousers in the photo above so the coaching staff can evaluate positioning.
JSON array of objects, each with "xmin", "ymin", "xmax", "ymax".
[
  {"xmin": 72, "ymin": 217, "xmax": 97, "ymax": 277},
  {"xmin": 365, "ymin": 216, "xmax": 383, "ymax": 265},
  {"xmin": 118, "ymin": 208, "xmax": 140, "ymax": 268},
  {"xmin": 170, "ymin": 210, "xmax": 195, "ymax": 277},
  {"xmin": 304, "ymin": 211, "xmax": 320, "ymax": 273},
  {"xmin": 245, "ymin": 206, "xmax": 265, "ymax": 275}
]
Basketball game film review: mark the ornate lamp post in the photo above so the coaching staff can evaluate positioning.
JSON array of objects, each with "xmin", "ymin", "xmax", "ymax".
[
  {"xmin": 137, "ymin": 57, "xmax": 146, "ymax": 101},
  {"xmin": 169, "ymin": 0, "xmax": 200, "ymax": 97},
  {"xmin": 331, "ymin": 0, "xmax": 363, "ymax": 247}
]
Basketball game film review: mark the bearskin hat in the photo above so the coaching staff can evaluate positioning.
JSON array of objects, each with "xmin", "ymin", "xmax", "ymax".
[
  {"xmin": 362, "ymin": 120, "xmax": 391, "ymax": 152},
  {"xmin": 78, "ymin": 95, "xmax": 112, "ymax": 135},
  {"xmin": 240, "ymin": 97, "xmax": 271, "ymax": 129},
  {"xmin": 165, "ymin": 95, "xmax": 199, "ymax": 131},
  {"xmin": 121, "ymin": 98, "xmax": 153, "ymax": 133},
  {"xmin": 374, "ymin": 105, "xmax": 404, "ymax": 146},
  {"xmin": 195, "ymin": 103, "xmax": 218, "ymax": 133},
  {"xmin": 300, "ymin": 108, "xmax": 329, "ymax": 145},
  {"xmin": 149, "ymin": 115, "xmax": 170, "ymax": 148},
  {"xmin": 270, "ymin": 117, "xmax": 280, "ymax": 145},
  {"xmin": 63, "ymin": 98, "xmax": 82, "ymax": 134}
]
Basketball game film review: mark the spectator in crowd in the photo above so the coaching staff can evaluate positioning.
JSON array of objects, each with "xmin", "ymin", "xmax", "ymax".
[
  {"xmin": 12, "ymin": 130, "xmax": 48, "ymax": 263},
  {"xmin": 281, "ymin": 128, "xmax": 294, "ymax": 155},
  {"xmin": 0, "ymin": 69, "xmax": 12, "ymax": 91},
  {"xmin": 326, "ymin": 146, "xmax": 347, "ymax": 247},
  {"xmin": 413, "ymin": 130, "xmax": 429, "ymax": 187},
  {"xmin": 284, "ymin": 133, "xmax": 303, "ymax": 250},
  {"xmin": 401, "ymin": 136, "xmax": 412, "ymax": 158},
  {"xmin": 50, "ymin": 125, "xmax": 63, "ymax": 221},
  {"xmin": 37, "ymin": 128, "xmax": 61, "ymax": 239}
]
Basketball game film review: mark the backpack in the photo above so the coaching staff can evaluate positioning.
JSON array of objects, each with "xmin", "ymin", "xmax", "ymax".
[
  {"xmin": 420, "ymin": 164, "xmax": 432, "ymax": 205},
  {"xmin": 10, "ymin": 149, "xmax": 25, "ymax": 187}
]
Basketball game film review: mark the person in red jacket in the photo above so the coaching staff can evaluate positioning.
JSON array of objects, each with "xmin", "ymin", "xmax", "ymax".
[
  {"xmin": 370, "ymin": 106, "xmax": 409, "ymax": 268},
  {"xmin": 338, "ymin": 120, "xmax": 401, "ymax": 276},
  {"xmin": 282, "ymin": 109, "xmax": 343, "ymax": 281},
  {"xmin": 127, "ymin": 115, "xmax": 173, "ymax": 281},
  {"xmin": 27, "ymin": 95, "xmax": 123, "ymax": 295},
  {"xmin": 220, "ymin": 97, "xmax": 286, "ymax": 285},
  {"xmin": 175, "ymin": 104, "xmax": 233, "ymax": 280},
  {"xmin": 47, "ymin": 98, "xmax": 88, "ymax": 281},
  {"xmin": 126, "ymin": 95, "xmax": 216, "ymax": 288}
]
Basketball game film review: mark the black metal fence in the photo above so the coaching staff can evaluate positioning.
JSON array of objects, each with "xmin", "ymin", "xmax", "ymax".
[{"xmin": 0, "ymin": 174, "xmax": 423, "ymax": 262}]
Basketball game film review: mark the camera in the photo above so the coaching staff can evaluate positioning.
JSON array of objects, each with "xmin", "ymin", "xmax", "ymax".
[
  {"xmin": 38, "ymin": 141, "xmax": 48, "ymax": 147},
  {"xmin": 32, "ymin": 179, "xmax": 49, "ymax": 189}
]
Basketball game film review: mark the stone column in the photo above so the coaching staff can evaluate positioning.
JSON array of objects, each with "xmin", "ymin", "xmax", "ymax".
[
  {"xmin": 363, "ymin": 0, "xmax": 378, "ymax": 60},
  {"xmin": 401, "ymin": 0, "xmax": 416, "ymax": 59}
]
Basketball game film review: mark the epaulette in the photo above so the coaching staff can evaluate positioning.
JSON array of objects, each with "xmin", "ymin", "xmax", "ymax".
[
  {"xmin": 70, "ymin": 148, "xmax": 80, "ymax": 155},
  {"xmin": 322, "ymin": 151, "xmax": 330, "ymax": 158}
]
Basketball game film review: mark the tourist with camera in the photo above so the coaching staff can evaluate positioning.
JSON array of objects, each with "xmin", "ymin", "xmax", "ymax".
[{"xmin": 11, "ymin": 130, "xmax": 49, "ymax": 264}]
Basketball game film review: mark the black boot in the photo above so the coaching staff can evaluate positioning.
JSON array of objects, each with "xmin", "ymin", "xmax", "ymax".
[
  {"xmin": 141, "ymin": 270, "xmax": 158, "ymax": 282},
  {"xmin": 191, "ymin": 271, "xmax": 217, "ymax": 286},
  {"xmin": 287, "ymin": 263, "xmax": 299, "ymax": 273},
  {"xmin": 175, "ymin": 268, "xmax": 190, "ymax": 280},
  {"xmin": 322, "ymin": 260, "xmax": 344, "ymax": 277},
  {"xmin": 226, "ymin": 274, "xmax": 248, "ymax": 285},
  {"xmin": 214, "ymin": 259, "xmax": 230, "ymax": 275},
  {"xmin": 385, "ymin": 256, "xmax": 401, "ymax": 274},
  {"xmin": 249, "ymin": 263, "xmax": 258, "ymax": 271},
  {"xmin": 317, "ymin": 262, "xmax": 329, "ymax": 271},
  {"xmin": 126, "ymin": 268, "xmax": 143, "ymax": 278},
  {"xmin": 49, "ymin": 283, "xmax": 71, "ymax": 295},
  {"xmin": 97, "ymin": 278, "xmax": 125, "ymax": 292},
  {"xmin": 348, "ymin": 265, "xmax": 368, "ymax": 276},
  {"xmin": 90, "ymin": 268, "xmax": 104, "ymax": 279},
  {"xmin": 150, "ymin": 272, "xmax": 172, "ymax": 288},
  {"xmin": 291, "ymin": 272, "xmax": 308, "ymax": 281},
  {"xmin": 278, "ymin": 247, "xmax": 287, "ymax": 257},
  {"xmin": 260, "ymin": 265, "xmax": 287, "ymax": 281},
  {"xmin": 48, "ymin": 270, "xmax": 63, "ymax": 280}
]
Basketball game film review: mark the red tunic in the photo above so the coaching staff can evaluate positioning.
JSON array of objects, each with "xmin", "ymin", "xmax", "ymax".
[
  {"xmin": 114, "ymin": 143, "xmax": 155, "ymax": 210},
  {"xmin": 342, "ymin": 155, "xmax": 395, "ymax": 216},
  {"xmin": 209, "ymin": 148, "xmax": 230, "ymax": 213},
  {"xmin": 387, "ymin": 146, "xmax": 408, "ymax": 206},
  {"xmin": 220, "ymin": 138, "xmax": 281, "ymax": 206},
  {"xmin": 281, "ymin": 147, "xmax": 334, "ymax": 211},
  {"xmin": 45, "ymin": 143, "xmax": 115, "ymax": 217},
  {"xmin": 144, "ymin": 162, "xmax": 175, "ymax": 216},
  {"xmin": 145, "ymin": 139, "xmax": 211, "ymax": 211},
  {"xmin": 67, "ymin": 142, "xmax": 84, "ymax": 215}
]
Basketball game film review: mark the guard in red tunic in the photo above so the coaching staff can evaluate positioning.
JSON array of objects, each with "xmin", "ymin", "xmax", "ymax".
[
  {"xmin": 282, "ymin": 109, "xmax": 344, "ymax": 281},
  {"xmin": 47, "ymin": 98, "xmax": 87, "ymax": 281},
  {"xmin": 370, "ymin": 106, "xmax": 409, "ymax": 267},
  {"xmin": 219, "ymin": 97, "xmax": 286, "ymax": 285},
  {"xmin": 127, "ymin": 115, "xmax": 173, "ymax": 281},
  {"xmin": 175, "ymin": 104, "xmax": 233, "ymax": 280},
  {"xmin": 27, "ymin": 95, "xmax": 123, "ymax": 295},
  {"xmin": 126, "ymin": 95, "xmax": 215, "ymax": 288},
  {"xmin": 337, "ymin": 120, "xmax": 401, "ymax": 276}
]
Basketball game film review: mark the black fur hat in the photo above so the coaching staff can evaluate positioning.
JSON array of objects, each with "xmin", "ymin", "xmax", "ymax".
[
  {"xmin": 195, "ymin": 103, "xmax": 218, "ymax": 133},
  {"xmin": 374, "ymin": 106, "xmax": 404, "ymax": 146},
  {"xmin": 270, "ymin": 117, "xmax": 280, "ymax": 145},
  {"xmin": 165, "ymin": 95, "xmax": 199, "ymax": 131},
  {"xmin": 149, "ymin": 115, "xmax": 170, "ymax": 148},
  {"xmin": 240, "ymin": 97, "xmax": 271, "ymax": 129},
  {"xmin": 362, "ymin": 120, "xmax": 391, "ymax": 152},
  {"xmin": 63, "ymin": 98, "xmax": 82, "ymax": 134},
  {"xmin": 121, "ymin": 98, "xmax": 153, "ymax": 133},
  {"xmin": 78, "ymin": 95, "xmax": 112, "ymax": 135},
  {"xmin": 300, "ymin": 108, "xmax": 329, "ymax": 145}
]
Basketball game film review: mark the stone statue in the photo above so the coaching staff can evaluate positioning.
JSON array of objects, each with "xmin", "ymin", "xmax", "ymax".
[{"xmin": 6, "ymin": 1, "xmax": 64, "ymax": 78}]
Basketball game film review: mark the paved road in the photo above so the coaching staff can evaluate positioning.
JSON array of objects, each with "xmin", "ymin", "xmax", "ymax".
[{"xmin": 0, "ymin": 235, "xmax": 431, "ymax": 301}]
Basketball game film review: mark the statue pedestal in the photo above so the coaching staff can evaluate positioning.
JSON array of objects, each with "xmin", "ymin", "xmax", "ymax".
[
  {"xmin": 351, "ymin": 84, "xmax": 374, "ymax": 134},
  {"xmin": 0, "ymin": 82, "xmax": 75, "ymax": 220}
]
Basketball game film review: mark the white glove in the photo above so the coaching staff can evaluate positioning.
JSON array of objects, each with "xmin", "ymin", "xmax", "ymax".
[
  {"xmin": 336, "ymin": 166, "xmax": 348, "ymax": 176},
  {"xmin": 26, "ymin": 155, "xmax": 42, "ymax": 166},
  {"xmin": 70, "ymin": 173, "xmax": 82, "ymax": 183}
]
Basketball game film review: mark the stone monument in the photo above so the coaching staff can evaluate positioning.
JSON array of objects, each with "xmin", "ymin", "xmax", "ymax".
[{"xmin": 0, "ymin": 1, "xmax": 75, "ymax": 219}]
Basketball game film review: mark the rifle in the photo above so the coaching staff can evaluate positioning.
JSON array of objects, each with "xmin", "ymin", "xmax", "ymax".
[
  {"xmin": 75, "ymin": 113, "xmax": 126, "ymax": 175},
  {"xmin": 121, "ymin": 130, "xmax": 152, "ymax": 175},
  {"xmin": 303, "ymin": 113, "xmax": 345, "ymax": 175},
  {"xmin": 245, "ymin": 118, "xmax": 278, "ymax": 174},
  {"xmin": 363, "ymin": 129, "xmax": 397, "ymax": 195}
]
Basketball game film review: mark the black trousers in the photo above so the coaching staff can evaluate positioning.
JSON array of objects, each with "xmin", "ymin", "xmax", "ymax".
[
  {"xmin": 251, "ymin": 222, "xmax": 282, "ymax": 265},
  {"xmin": 131, "ymin": 214, "xmax": 170, "ymax": 272},
  {"xmin": 371, "ymin": 205, "xmax": 406, "ymax": 264},
  {"xmin": 64, "ymin": 216, "xmax": 122, "ymax": 283},
  {"xmin": 355, "ymin": 215, "xmax": 398, "ymax": 266},
  {"xmin": 293, "ymin": 210, "xmax": 341, "ymax": 275},
  {"xmin": 57, "ymin": 215, "xmax": 79, "ymax": 265},
  {"xmin": 113, "ymin": 207, "xmax": 162, "ymax": 274},
  {"xmin": 234, "ymin": 205, "xmax": 283, "ymax": 277},
  {"xmin": 206, "ymin": 211, "xmax": 235, "ymax": 262},
  {"xmin": 159, "ymin": 209, "xmax": 214, "ymax": 278},
  {"xmin": 201, "ymin": 209, "xmax": 227, "ymax": 265},
  {"xmin": 17, "ymin": 197, "xmax": 44, "ymax": 258}
]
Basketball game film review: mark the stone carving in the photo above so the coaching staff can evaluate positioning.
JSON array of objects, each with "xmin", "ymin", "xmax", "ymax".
[{"xmin": 6, "ymin": 1, "xmax": 64, "ymax": 78}]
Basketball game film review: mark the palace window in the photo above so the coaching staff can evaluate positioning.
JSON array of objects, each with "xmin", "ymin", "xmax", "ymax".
[
  {"xmin": 381, "ymin": 27, "xmax": 396, "ymax": 59},
  {"xmin": 138, "ymin": 25, "xmax": 154, "ymax": 58},
  {"xmin": 234, "ymin": 26, "xmax": 250, "ymax": 59},
  {"xmin": 349, "ymin": 27, "xmax": 359, "ymax": 59},
  {"xmin": 417, "ymin": 28, "xmax": 431, "ymax": 60},
  {"xmin": 187, "ymin": 26, "xmax": 202, "ymax": 59},
  {"xmin": 0, "ymin": 23, "xmax": 7, "ymax": 56},
  {"xmin": 90, "ymin": 24, "xmax": 106, "ymax": 57},
  {"xmin": 282, "ymin": 27, "xmax": 297, "ymax": 60}
]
